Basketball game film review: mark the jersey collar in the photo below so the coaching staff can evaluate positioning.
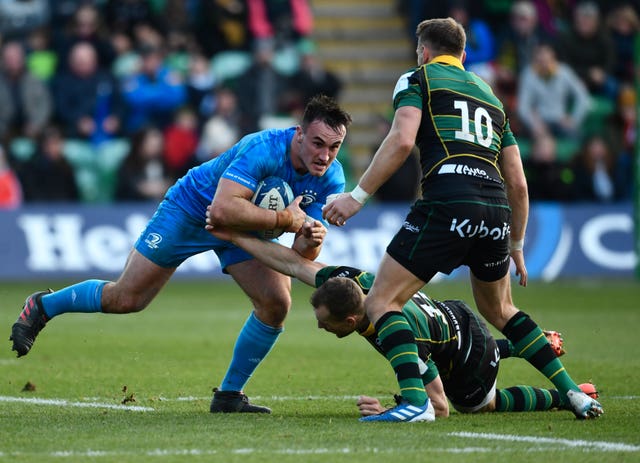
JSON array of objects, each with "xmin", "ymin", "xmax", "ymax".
[
  {"xmin": 359, "ymin": 322, "xmax": 376, "ymax": 337},
  {"xmin": 429, "ymin": 55, "xmax": 464, "ymax": 70}
]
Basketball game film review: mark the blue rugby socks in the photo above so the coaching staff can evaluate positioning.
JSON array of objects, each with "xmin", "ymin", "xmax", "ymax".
[
  {"xmin": 40, "ymin": 279, "xmax": 107, "ymax": 319},
  {"xmin": 219, "ymin": 311, "xmax": 283, "ymax": 392}
]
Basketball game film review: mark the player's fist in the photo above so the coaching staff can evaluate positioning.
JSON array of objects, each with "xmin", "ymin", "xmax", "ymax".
[{"xmin": 356, "ymin": 395, "xmax": 386, "ymax": 417}]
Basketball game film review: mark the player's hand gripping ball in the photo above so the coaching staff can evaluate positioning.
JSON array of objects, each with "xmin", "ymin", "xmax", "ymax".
[{"xmin": 252, "ymin": 176, "xmax": 294, "ymax": 239}]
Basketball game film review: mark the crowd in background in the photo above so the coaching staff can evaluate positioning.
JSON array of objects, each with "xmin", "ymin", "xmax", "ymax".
[
  {"xmin": 0, "ymin": 0, "xmax": 637, "ymax": 208},
  {"xmin": 399, "ymin": 0, "xmax": 638, "ymax": 204}
]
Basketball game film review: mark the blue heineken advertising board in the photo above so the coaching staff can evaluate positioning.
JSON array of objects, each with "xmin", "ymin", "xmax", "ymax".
[{"xmin": 0, "ymin": 202, "xmax": 635, "ymax": 281}]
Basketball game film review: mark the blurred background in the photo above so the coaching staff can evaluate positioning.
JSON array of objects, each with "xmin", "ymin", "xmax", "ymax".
[{"xmin": 0, "ymin": 0, "xmax": 637, "ymax": 282}]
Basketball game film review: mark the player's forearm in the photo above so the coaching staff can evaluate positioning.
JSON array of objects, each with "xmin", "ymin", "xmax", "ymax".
[
  {"xmin": 231, "ymin": 233, "xmax": 319, "ymax": 286},
  {"xmin": 505, "ymin": 176, "xmax": 528, "ymax": 243},
  {"xmin": 292, "ymin": 236, "xmax": 322, "ymax": 261},
  {"xmin": 500, "ymin": 145, "xmax": 529, "ymax": 242}
]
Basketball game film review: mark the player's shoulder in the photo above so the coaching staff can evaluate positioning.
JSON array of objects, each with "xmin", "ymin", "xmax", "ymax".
[{"xmin": 393, "ymin": 66, "xmax": 420, "ymax": 100}]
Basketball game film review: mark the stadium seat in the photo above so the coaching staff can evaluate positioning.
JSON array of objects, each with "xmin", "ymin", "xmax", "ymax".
[
  {"xmin": 9, "ymin": 137, "xmax": 36, "ymax": 162},
  {"xmin": 210, "ymin": 51, "xmax": 253, "ymax": 81}
]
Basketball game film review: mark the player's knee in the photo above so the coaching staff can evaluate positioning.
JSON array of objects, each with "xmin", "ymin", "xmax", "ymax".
[{"xmin": 253, "ymin": 292, "xmax": 291, "ymax": 325}]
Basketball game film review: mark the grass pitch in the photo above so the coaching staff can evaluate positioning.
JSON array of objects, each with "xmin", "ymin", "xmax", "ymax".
[{"xmin": 1, "ymin": 278, "xmax": 639, "ymax": 463}]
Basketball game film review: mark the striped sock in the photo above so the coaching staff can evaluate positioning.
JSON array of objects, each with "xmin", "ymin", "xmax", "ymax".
[
  {"xmin": 502, "ymin": 311, "xmax": 579, "ymax": 400},
  {"xmin": 375, "ymin": 312, "xmax": 427, "ymax": 407},
  {"xmin": 495, "ymin": 386, "xmax": 561, "ymax": 412},
  {"xmin": 496, "ymin": 339, "xmax": 515, "ymax": 358}
]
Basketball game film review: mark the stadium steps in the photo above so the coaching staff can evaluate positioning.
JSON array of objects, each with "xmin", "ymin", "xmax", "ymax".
[{"xmin": 309, "ymin": 0, "xmax": 414, "ymax": 176}]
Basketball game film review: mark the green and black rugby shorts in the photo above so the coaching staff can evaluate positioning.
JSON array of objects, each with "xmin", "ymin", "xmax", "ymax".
[{"xmin": 386, "ymin": 196, "xmax": 512, "ymax": 282}]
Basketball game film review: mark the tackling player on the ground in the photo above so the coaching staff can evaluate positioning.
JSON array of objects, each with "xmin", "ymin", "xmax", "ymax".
[
  {"xmin": 205, "ymin": 222, "xmax": 588, "ymax": 420},
  {"xmin": 10, "ymin": 95, "xmax": 352, "ymax": 414}
]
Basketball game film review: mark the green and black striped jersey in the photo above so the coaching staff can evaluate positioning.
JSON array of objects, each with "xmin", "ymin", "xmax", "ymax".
[
  {"xmin": 315, "ymin": 265, "xmax": 471, "ymax": 383},
  {"xmin": 393, "ymin": 55, "xmax": 518, "ymax": 199}
]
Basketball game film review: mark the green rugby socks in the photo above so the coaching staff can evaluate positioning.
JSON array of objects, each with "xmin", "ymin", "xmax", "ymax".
[
  {"xmin": 502, "ymin": 311, "xmax": 579, "ymax": 399},
  {"xmin": 375, "ymin": 312, "xmax": 427, "ymax": 407},
  {"xmin": 495, "ymin": 386, "xmax": 561, "ymax": 412}
]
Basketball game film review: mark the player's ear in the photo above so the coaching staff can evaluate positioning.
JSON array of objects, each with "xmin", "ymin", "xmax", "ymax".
[
  {"xmin": 295, "ymin": 126, "xmax": 304, "ymax": 143},
  {"xmin": 460, "ymin": 50, "xmax": 466, "ymax": 64}
]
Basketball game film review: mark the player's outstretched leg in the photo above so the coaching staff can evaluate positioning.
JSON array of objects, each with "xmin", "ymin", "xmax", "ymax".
[
  {"xmin": 210, "ymin": 388, "xmax": 271, "ymax": 414},
  {"xmin": 9, "ymin": 290, "xmax": 53, "ymax": 357},
  {"xmin": 9, "ymin": 280, "xmax": 108, "ymax": 357},
  {"xmin": 360, "ymin": 397, "xmax": 435, "ymax": 423},
  {"xmin": 502, "ymin": 311, "xmax": 603, "ymax": 419}
]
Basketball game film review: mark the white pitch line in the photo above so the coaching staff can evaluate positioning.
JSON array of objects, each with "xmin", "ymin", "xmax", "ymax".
[
  {"xmin": 0, "ymin": 446, "xmax": 498, "ymax": 459},
  {"xmin": 0, "ymin": 396, "xmax": 153, "ymax": 412},
  {"xmin": 450, "ymin": 432, "xmax": 640, "ymax": 453}
]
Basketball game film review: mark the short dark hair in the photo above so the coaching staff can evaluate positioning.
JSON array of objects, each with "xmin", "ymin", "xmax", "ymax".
[
  {"xmin": 301, "ymin": 94, "xmax": 352, "ymax": 132},
  {"xmin": 310, "ymin": 277, "xmax": 363, "ymax": 320},
  {"xmin": 416, "ymin": 18, "xmax": 466, "ymax": 57}
]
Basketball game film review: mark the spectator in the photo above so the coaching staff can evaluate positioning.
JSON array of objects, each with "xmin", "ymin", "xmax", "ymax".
[
  {"xmin": 197, "ymin": 85, "xmax": 242, "ymax": 162},
  {"xmin": 370, "ymin": 114, "xmax": 420, "ymax": 203},
  {"xmin": 523, "ymin": 132, "xmax": 575, "ymax": 201},
  {"xmin": 0, "ymin": 144, "xmax": 23, "ymax": 209},
  {"xmin": 606, "ymin": 4, "xmax": 640, "ymax": 85},
  {"xmin": 163, "ymin": 107, "xmax": 199, "ymax": 179},
  {"xmin": 120, "ymin": 44, "xmax": 187, "ymax": 134},
  {"xmin": 193, "ymin": 0, "xmax": 250, "ymax": 57},
  {"xmin": 102, "ymin": 0, "xmax": 166, "ymax": 39},
  {"xmin": 533, "ymin": 0, "xmax": 576, "ymax": 37},
  {"xmin": 448, "ymin": 2, "xmax": 496, "ymax": 81},
  {"xmin": 517, "ymin": 43, "xmax": 591, "ymax": 139},
  {"xmin": 25, "ymin": 26, "xmax": 58, "ymax": 82},
  {"xmin": 18, "ymin": 126, "xmax": 79, "ymax": 202},
  {"xmin": 0, "ymin": 41, "xmax": 53, "ymax": 143},
  {"xmin": 115, "ymin": 127, "xmax": 173, "ymax": 202},
  {"xmin": 494, "ymin": 1, "xmax": 551, "ymax": 100},
  {"xmin": 246, "ymin": 0, "xmax": 313, "ymax": 49},
  {"xmin": 233, "ymin": 38, "xmax": 292, "ymax": 134},
  {"xmin": 557, "ymin": 1, "xmax": 618, "ymax": 97},
  {"xmin": 396, "ymin": 0, "xmax": 449, "ymax": 42},
  {"xmin": 608, "ymin": 84, "xmax": 637, "ymax": 201},
  {"xmin": 288, "ymin": 39, "xmax": 343, "ymax": 109},
  {"xmin": 51, "ymin": 41, "xmax": 124, "ymax": 144},
  {"xmin": 53, "ymin": 4, "xmax": 116, "ymax": 73},
  {"xmin": 0, "ymin": 0, "xmax": 50, "ymax": 41},
  {"xmin": 570, "ymin": 134, "xmax": 617, "ymax": 202},
  {"xmin": 109, "ymin": 30, "xmax": 140, "ymax": 80},
  {"xmin": 185, "ymin": 52, "xmax": 217, "ymax": 123}
]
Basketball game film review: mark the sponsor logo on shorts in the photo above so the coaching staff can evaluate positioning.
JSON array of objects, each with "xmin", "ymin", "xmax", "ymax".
[
  {"xmin": 449, "ymin": 218, "xmax": 509, "ymax": 240},
  {"xmin": 402, "ymin": 221, "xmax": 420, "ymax": 233},
  {"xmin": 144, "ymin": 232, "xmax": 163, "ymax": 249},
  {"xmin": 483, "ymin": 254, "xmax": 510, "ymax": 268}
]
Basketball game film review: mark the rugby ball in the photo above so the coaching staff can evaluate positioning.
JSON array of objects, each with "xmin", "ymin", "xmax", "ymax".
[{"xmin": 252, "ymin": 176, "xmax": 294, "ymax": 239}]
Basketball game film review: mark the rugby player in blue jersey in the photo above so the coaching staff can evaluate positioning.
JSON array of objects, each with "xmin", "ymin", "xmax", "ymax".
[{"xmin": 10, "ymin": 95, "xmax": 352, "ymax": 414}]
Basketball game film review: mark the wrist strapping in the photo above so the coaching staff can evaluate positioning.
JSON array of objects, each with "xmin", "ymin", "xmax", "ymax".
[
  {"xmin": 275, "ymin": 209, "xmax": 293, "ymax": 230},
  {"xmin": 350, "ymin": 185, "xmax": 371, "ymax": 205},
  {"xmin": 509, "ymin": 238, "xmax": 524, "ymax": 251}
]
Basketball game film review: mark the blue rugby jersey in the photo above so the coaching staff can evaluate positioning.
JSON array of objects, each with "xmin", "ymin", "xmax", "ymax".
[{"xmin": 165, "ymin": 127, "xmax": 345, "ymax": 223}]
